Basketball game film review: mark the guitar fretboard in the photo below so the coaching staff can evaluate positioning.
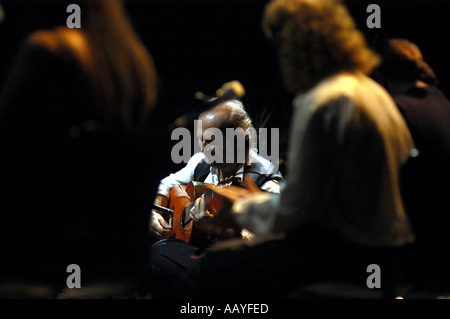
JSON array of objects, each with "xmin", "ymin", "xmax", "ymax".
[{"xmin": 181, "ymin": 188, "xmax": 215, "ymax": 227}]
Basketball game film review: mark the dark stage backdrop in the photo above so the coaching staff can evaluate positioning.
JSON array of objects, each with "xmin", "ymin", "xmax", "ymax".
[{"xmin": 1, "ymin": 0, "xmax": 449, "ymax": 171}]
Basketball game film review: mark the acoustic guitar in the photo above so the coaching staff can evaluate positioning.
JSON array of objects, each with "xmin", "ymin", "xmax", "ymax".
[{"xmin": 153, "ymin": 177, "xmax": 244, "ymax": 248}]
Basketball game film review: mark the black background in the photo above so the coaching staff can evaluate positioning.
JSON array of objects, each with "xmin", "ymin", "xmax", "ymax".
[
  {"xmin": 1, "ymin": 0, "xmax": 449, "ymax": 171},
  {"xmin": 0, "ymin": 1, "xmax": 448, "ymax": 305}
]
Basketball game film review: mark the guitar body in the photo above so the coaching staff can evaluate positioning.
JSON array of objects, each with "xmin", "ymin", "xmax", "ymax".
[
  {"xmin": 167, "ymin": 184, "xmax": 195, "ymax": 243},
  {"xmin": 156, "ymin": 178, "xmax": 245, "ymax": 248}
]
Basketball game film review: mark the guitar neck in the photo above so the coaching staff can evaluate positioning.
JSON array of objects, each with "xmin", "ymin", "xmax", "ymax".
[{"xmin": 181, "ymin": 187, "xmax": 215, "ymax": 227}]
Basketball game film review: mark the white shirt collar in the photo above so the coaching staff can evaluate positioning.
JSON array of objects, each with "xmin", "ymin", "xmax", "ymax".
[{"xmin": 210, "ymin": 164, "xmax": 245, "ymax": 184}]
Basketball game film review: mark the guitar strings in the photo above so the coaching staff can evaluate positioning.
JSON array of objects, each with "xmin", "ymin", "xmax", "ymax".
[{"xmin": 169, "ymin": 189, "xmax": 215, "ymax": 227}]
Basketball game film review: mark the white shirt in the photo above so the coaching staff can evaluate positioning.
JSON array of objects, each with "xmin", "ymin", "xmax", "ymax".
[{"xmin": 157, "ymin": 151, "xmax": 281, "ymax": 197}]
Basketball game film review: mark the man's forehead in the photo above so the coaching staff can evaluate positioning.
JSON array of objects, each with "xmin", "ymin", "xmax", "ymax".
[{"xmin": 199, "ymin": 110, "xmax": 228, "ymax": 128}]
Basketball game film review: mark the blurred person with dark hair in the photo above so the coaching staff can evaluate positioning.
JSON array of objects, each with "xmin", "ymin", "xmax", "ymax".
[
  {"xmin": 176, "ymin": 0, "xmax": 416, "ymax": 299},
  {"xmin": 0, "ymin": 0, "xmax": 158, "ymax": 131},
  {"xmin": 0, "ymin": 0, "xmax": 162, "ymax": 294},
  {"xmin": 376, "ymin": 38, "xmax": 450, "ymax": 291}
]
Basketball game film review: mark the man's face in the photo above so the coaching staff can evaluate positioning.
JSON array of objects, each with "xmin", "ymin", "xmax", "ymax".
[
  {"xmin": 197, "ymin": 106, "xmax": 249, "ymax": 169},
  {"xmin": 198, "ymin": 112, "xmax": 228, "ymax": 168}
]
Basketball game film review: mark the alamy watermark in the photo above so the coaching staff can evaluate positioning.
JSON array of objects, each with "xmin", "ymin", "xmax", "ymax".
[
  {"xmin": 65, "ymin": 3, "xmax": 381, "ymax": 30},
  {"xmin": 66, "ymin": 264, "xmax": 81, "ymax": 288},
  {"xmin": 171, "ymin": 120, "xmax": 280, "ymax": 171},
  {"xmin": 366, "ymin": 264, "xmax": 381, "ymax": 289},
  {"xmin": 66, "ymin": 4, "xmax": 81, "ymax": 29},
  {"xmin": 62, "ymin": 1, "xmax": 381, "ymax": 169},
  {"xmin": 366, "ymin": 4, "xmax": 381, "ymax": 29},
  {"xmin": 64, "ymin": 263, "xmax": 381, "ymax": 290}
]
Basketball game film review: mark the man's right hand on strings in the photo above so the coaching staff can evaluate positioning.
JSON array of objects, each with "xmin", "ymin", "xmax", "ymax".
[
  {"xmin": 149, "ymin": 211, "xmax": 175, "ymax": 239},
  {"xmin": 150, "ymin": 194, "xmax": 175, "ymax": 239}
]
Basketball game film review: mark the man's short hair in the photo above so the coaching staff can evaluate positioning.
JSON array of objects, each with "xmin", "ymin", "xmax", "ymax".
[{"xmin": 201, "ymin": 99, "xmax": 258, "ymax": 154}]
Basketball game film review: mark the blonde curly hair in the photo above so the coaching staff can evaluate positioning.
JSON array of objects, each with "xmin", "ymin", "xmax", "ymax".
[{"xmin": 263, "ymin": 0, "xmax": 380, "ymax": 93}]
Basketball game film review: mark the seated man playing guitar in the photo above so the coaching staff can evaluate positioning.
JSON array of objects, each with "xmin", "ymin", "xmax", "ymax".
[{"xmin": 148, "ymin": 99, "xmax": 283, "ymax": 297}]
